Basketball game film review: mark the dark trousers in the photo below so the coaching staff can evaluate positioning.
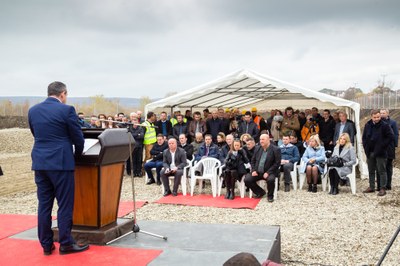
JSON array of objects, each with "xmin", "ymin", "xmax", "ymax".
[
  {"xmin": 280, "ymin": 163, "xmax": 294, "ymax": 184},
  {"xmin": 367, "ymin": 154, "xmax": 387, "ymax": 190},
  {"xmin": 126, "ymin": 147, "xmax": 143, "ymax": 175},
  {"xmin": 329, "ymin": 168, "xmax": 340, "ymax": 189},
  {"xmin": 377, "ymin": 158, "xmax": 393, "ymax": 189},
  {"xmin": 244, "ymin": 172, "xmax": 275, "ymax": 197},
  {"xmin": 160, "ymin": 168, "xmax": 183, "ymax": 193},
  {"xmin": 35, "ymin": 170, "xmax": 75, "ymax": 248},
  {"xmin": 144, "ymin": 160, "xmax": 163, "ymax": 182}
]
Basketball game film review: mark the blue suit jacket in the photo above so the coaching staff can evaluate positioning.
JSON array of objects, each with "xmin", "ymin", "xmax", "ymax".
[{"xmin": 28, "ymin": 97, "xmax": 84, "ymax": 171}]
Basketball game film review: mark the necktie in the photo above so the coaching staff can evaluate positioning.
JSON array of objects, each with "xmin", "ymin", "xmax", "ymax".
[
  {"xmin": 205, "ymin": 146, "xmax": 209, "ymax": 156},
  {"xmin": 246, "ymin": 123, "xmax": 249, "ymax": 133}
]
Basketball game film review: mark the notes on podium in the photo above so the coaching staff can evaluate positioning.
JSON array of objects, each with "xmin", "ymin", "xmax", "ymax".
[{"xmin": 73, "ymin": 138, "xmax": 101, "ymax": 155}]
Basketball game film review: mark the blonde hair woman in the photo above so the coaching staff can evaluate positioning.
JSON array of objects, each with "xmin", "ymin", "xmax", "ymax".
[
  {"xmin": 328, "ymin": 133, "xmax": 356, "ymax": 195},
  {"xmin": 301, "ymin": 134, "xmax": 326, "ymax": 192}
]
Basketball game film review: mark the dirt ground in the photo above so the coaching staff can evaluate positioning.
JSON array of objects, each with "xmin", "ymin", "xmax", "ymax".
[{"xmin": 1, "ymin": 128, "xmax": 400, "ymax": 265}]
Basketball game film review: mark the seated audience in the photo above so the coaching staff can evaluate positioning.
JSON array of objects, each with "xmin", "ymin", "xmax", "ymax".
[
  {"xmin": 216, "ymin": 132, "xmax": 228, "ymax": 163},
  {"xmin": 160, "ymin": 138, "xmax": 188, "ymax": 196},
  {"xmin": 178, "ymin": 134, "xmax": 194, "ymax": 161},
  {"xmin": 155, "ymin": 111, "xmax": 173, "ymax": 138},
  {"xmin": 191, "ymin": 132, "xmax": 204, "ymax": 155},
  {"xmin": 144, "ymin": 134, "xmax": 168, "ymax": 185},
  {"xmin": 240, "ymin": 133, "xmax": 252, "ymax": 146},
  {"xmin": 301, "ymin": 134, "xmax": 326, "ymax": 193},
  {"xmin": 327, "ymin": 133, "xmax": 356, "ymax": 195},
  {"xmin": 280, "ymin": 135, "xmax": 300, "ymax": 192},
  {"xmin": 301, "ymin": 114, "xmax": 320, "ymax": 144},
  {"xmin": 223, "ymin": 139, "xmax": 249, "ymax": 200},
  {"xmin": 245, "ymin": 134, "xmax": 281, "ymax": 202}
]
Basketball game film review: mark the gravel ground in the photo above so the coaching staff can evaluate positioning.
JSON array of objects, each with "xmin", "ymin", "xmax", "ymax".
[{"xmin": 1, "ymin": 128, "xmax": 399, "ymax": 265}]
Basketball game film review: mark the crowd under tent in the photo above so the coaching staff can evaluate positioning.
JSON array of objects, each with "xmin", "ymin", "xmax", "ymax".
[{"xmin": 145, "ymin": 69, "xmax": 368, "ymax": 178}]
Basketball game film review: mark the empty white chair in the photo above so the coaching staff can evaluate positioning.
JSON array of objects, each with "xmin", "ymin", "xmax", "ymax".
[{"xmin": 190, "ymin": 158, "xmax": 221, "ymax": 197}]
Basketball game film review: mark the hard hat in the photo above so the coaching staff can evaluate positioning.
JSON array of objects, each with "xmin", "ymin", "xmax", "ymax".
[
  {"xmin": 225, "ymin": 108, "xmax": 230, "ymax": 113},
  {"xmin": 251, "ymin": 107, "xmax": 257, "ymax": 112},
  {"xmin": 241, "ymin": 110, "xmax": 247, "ymax": 115}
]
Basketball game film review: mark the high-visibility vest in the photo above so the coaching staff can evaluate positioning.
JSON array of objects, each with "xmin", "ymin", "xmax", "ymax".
[
  {"xmin": 253, "ymin": 115, "xmax": 261, "ymax": 129},
  {"xmin": 170, "ymin": 117, "xmax": 187, "ymax": 127},
  {"xmin": 142, "ymin": 120, "xmax": 157, "ymax": 145}
]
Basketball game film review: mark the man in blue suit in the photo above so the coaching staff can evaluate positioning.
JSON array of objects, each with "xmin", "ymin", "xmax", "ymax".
[{"xmin": 28, "ymin": 81, "xmax": 89, "ymax": 255}]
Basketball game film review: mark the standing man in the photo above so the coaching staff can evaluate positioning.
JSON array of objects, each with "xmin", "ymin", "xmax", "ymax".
[
  {"xmin": 172, "ymin": 114, "xmax": 189, "ymax": 140},
  {"xmin": 244, "ymin": 134, "xmax": 281, "ymax": 202},
  {"xmin": 238, "ymin": 111, "xmax": 259, "ymax": 141},
  {"xmin": 188, "ymin": 111, "xmax": 207, "ymax": 140},
  {"xmin": 155, "ymin": 111, "xmax": 173, "ymax": 139},
  {"xmin": 206, "ymin": 110, "xmax": 223, "ymax": 143},
  {"xmin": 362, "ymin": 110, "xmax": 395, "ymax": 196},
  {"xmin": 333, "ymin": 111, "xmax": 356, "ymax": 144},
  {"xmin": 142, "ymin": 112, "xmax": 157, "ymax": 167},
  {"xmin": 281, "ymin": 107, "xmax": 300, "ymax": 137},
  {"xmin": 378, "ymin": 109, "xmax": 398, "ymax": 190},
  {"xmin": 319, "ymin": 109, "xmax": 336, "ymax": 151},
  {"xmin": 126, "ymin": 117, "xmax": 144, "ymax": 177},
  {"xmin": 28, "ymin": 82, "xmax": 89, "ymax": 255},
  {"xmin": 160, "ymin": 138, "xmax": 188, "ymax": 196}
]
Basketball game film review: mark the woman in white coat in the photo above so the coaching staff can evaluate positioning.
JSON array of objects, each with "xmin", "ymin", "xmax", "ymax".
[{"xmin": 328, "ymin": 133, "xmax": 356, "ymax": 195}]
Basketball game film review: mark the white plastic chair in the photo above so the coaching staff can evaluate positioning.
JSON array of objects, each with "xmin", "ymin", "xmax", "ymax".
[
  {"xmin": 326, "ymin": 159, "xmax": 358, "ymax": 194},
  {"xmin": 248, "ymin": 177, "xmax": 279, "ymax": 200},
  {"xmin": 299, "ymin": 160, "xmax": 327, "ymax": 190},
  {"xmin": 190, "ymin": 158, "xmax": 221, "ymax": 197},
  {"xmin": 160, "ymin": 159, "xmax": 191, "ymax": 195},
  {"xmin": 278, "ymin": 162, "xmax": 298, "ymax": 191},
  {"xmin": 217, "ymin": 173, "xmax": 246, "ymax": 198}
]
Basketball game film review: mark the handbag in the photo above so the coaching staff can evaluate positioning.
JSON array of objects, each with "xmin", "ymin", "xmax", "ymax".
[{"xmin": 327, "ymin": 155, "xmax": 344, "ymax": 167}]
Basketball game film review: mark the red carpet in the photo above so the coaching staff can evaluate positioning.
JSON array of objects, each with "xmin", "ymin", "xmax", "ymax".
[
  {"xmin": 118, "ymin": 201, "xmax": 147, "ymax": 217},
  {"xmin": 0, "ymin": 214, "xmax": 40, "ymax": 240},
  {"xmin": 0, "ymin": 238, "xmax": 162, "ymax": 266},
  {"xmin": 154, "ymin": 194, "xmax": 261, "ymax": 209}
]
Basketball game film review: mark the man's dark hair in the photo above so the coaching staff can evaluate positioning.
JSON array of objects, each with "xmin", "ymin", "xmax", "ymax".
[
  {"xmin": 245, "ymin": 111, "xmax": 251, "ymax": 116},
  {"xmin": 118, "ymin": 112, "xmax": 125, "ymax": 116},
  {"xmin": 323, "ymin": 109, "xmax": 330, "ymax": 114},
  {"xmin": 78, "ymin": 112, "xmax": 84, "ymax": 115},
  {"xmin": 176, "ymin": 114, "xmax": 183, "ymax": 118},
  {"xmin": 157, "ymin": 133, "xmax": 164, "ymax": 138},
  {"xmin": 285, "ymin": 106, "xmax": 294, "ymax": 112},
  {"xmin": 204, "ymin": 134, "xmax": 212, "ymax": 139},
  {"xmin": 312, "ymin": 107, "xmax": 318, "ymax": 111},
  {"xmin": 193, "ymin": 111, "xmax": 201, "ymax": 116},
  {"xmin": 147, "ymin": 111, "xmax": 155, "ymax": 119},
  {"xmin": 48, "ymin": 81, "xmax": 66, "ymax": 97},
  {"xmin": 371, "ymin": 109, "xmax": 380, "ymax": 116},
  {"xmin": 203, "ymin": 108, "xmax": 209, "ymax": 113},
  {"xmin": 247, "ymin": 137, "xmax": 255, "ymax": 142},
  {"xmin": 161, "ymin": 111, "xmax": 167, "ymax": 115}
]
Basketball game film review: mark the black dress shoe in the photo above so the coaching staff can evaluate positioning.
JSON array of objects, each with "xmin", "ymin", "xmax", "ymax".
[
  {"xmin": 59, "ymin": 243, "xmax": 89, "ymax": 255},
  {"xmin": 284, "ymin": 184, "xmax": 290, "ymax": 192},
  {"xmin": 156, "ymin": 180, "xmax": 162, "ymax": 186},
  {"xmin": 163, "ymin": 190, "xmax": 172, "ymax": 196},
  {"xmin": 225, "ymin": 191, "xmax": 230, "ymax": 199},
  {"xmin": 172, "ymin": 191, "xmax": 178, "ymax": 196},
  {"xmin": 254, "ymin": 191, "xmax": 266, "ymax": 199},
  {"xmin": 146, "ymin": 179, "xmax": 155, "ymax": 185},
  {"xmin": 43, "ymin": 244, "xmax": 55, "ymax": 255},
  {"xmin": 267, "ymin": 196, "xmax": 274, "ymax": 202}
]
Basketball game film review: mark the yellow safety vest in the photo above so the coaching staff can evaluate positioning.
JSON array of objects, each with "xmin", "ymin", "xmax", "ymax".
[
  {"xmin": 142, "ymin": 120, "xmax": 156, "ymax": 145},
  {"xmin": 170, "ymin": 117, "xmax": 187, "ymax": 127}
]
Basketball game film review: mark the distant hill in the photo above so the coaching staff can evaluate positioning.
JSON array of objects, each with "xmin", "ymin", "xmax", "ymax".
[{"xmin": 0, "ymin": 96, "xmax": 150, "ymax": 107}]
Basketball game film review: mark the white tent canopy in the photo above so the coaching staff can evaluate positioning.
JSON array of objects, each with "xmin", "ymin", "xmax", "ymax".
[{"xmin": 146, "ymin": 69, "xmax": 368, "ymax": 177}]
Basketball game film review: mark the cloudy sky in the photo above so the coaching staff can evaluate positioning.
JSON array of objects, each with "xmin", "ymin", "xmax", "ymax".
[{"xmin": 0, "ymin": 0, "xmax": 399, "ymax": 97}]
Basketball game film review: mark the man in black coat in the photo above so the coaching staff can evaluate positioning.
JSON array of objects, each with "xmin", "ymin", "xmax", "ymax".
[
  {"xmin": 206, "ymin": 110, "xmax": 223, "ymax": 143},
  {"xmin": 126, "ymin": 117, "xmax": 144, "ymax": 176},
  {"xmin": 244, "ymin": 134, "xmax": 281, "ymax": 202},
  {"xmin": 333, "ymin": 111, "xmax": 356, "ymax": 144},
  {"xmin": 178, "ymin": 134, "xmax": 194, "ymax": 161},
  {"xmin": 155, "ymin": 111, "xmax": 172, "ymax": 139},
  {"xmin": 319, "ymin": 109, "xmax": 336, "ymax": 151},
  {"xmin": 362, "ymin": 109, "xmax": 395, "ymax": 196},
  {"xmin": 378, "ymin": 109, "xmax": 399, "ymax": 190},
  {"xmin": 173, "ymin": 114, "xmax": 189, "ymax": 140},
  {"xmin": 238, "ymin": 111, "xmax": 259, "ymax": 141}
]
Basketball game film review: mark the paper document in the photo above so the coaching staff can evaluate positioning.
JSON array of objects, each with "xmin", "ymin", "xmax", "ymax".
[{"xmin": 73, "ymin": 139, "xmax": 101, "ymax": 155}]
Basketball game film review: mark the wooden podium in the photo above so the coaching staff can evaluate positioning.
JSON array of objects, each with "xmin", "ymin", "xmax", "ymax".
[{"xmin": 53, "ymin": 128, "xmax": 135, "ymax": 244}]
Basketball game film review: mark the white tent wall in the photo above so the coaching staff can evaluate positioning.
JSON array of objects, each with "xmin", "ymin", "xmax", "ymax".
[{"xmin": 145, "ymin": 69, "xmax": 368, "ymax": 178}]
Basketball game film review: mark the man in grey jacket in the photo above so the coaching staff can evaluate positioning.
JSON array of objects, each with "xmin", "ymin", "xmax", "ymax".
[{"xmin": 160, "ymin": 138, "xmax": 187, "ymax": 196}]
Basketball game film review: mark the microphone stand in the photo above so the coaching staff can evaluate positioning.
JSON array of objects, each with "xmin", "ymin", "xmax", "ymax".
[{"xmin": 106, "ymin": 124, "xmax": 167, "ymax": 245}]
